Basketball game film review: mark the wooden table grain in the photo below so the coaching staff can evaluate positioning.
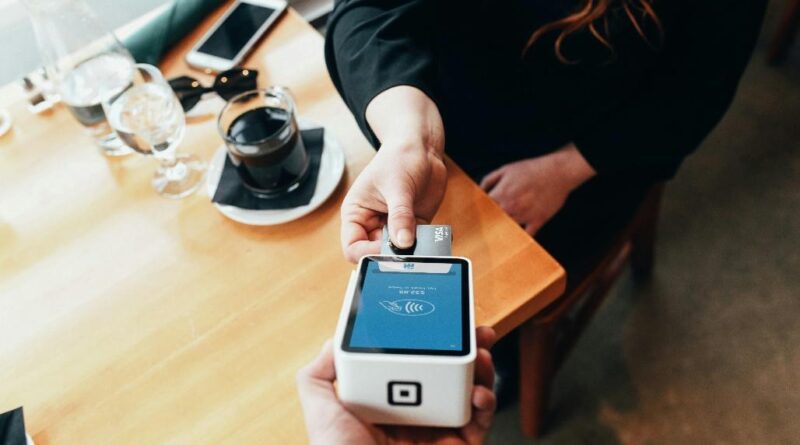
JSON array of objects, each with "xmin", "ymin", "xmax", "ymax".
[{"xmin": 0, "ymin": 7, "xmax": 564, "ymax": 444}]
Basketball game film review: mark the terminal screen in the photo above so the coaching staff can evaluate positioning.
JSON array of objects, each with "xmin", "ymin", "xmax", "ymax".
[{"xmin": 343, "ymin": 257, "xmax": 470, "ymax": 356}]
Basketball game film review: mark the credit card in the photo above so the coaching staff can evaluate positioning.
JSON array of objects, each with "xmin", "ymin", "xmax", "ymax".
[{"xmin": 380, "ymin": 225, "xmax": 452, "ymax": 256}]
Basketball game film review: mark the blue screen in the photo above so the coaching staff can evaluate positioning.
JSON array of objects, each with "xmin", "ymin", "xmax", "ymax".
[{"xmin": 346, "ymin": 260, "xmax": 464, "ymax": 352}]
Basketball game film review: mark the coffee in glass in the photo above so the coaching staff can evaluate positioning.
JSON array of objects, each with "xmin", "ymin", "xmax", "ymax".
[{"xmin": 218, "ymin": 87, "xmax": 310, "ymax": 197}]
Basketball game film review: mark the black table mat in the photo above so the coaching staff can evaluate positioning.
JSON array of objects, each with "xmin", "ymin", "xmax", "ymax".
[
  {"xmin": 212, "ymin": 128, "xmax": 324, "ymax": 210},
  {"xmin": 0, "ymin": 407, "xmax": 26, "ymax": 445}
]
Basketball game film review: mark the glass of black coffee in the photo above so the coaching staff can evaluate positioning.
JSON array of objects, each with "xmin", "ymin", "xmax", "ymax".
[{"xmin": 217, "ymin": 87, "xmax": 310, "ymax": 197}]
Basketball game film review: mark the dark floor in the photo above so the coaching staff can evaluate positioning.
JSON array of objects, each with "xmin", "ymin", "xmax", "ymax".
[{"xmin": 488, "ymin": 2, "xmax": 800, "ymax": 444}]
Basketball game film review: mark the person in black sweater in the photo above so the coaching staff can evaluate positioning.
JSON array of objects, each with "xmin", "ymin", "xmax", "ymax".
[
  {"xmin": 324, "ymin": 0, "xmax": 767, "ymax": 427},
  {"xmin": 325, "ymin": 0, "xmax": 766, "ymax": 277}
]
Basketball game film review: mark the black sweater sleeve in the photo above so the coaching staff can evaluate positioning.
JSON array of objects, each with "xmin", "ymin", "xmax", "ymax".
[
  {"xmin": 324, "ymin": 0, "xmax": 438, "ymax": 148},
  {"xmin": 572, "ymin": 0, "xmax": 767, "ymax": 180}
]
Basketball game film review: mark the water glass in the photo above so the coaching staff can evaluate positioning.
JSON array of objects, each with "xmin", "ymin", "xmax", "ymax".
[
  {"xmin": 23, "ymin": 0, "xmax": 136, "ymax": 156},
  {"xmin": 103, "ymin": 64, "xmax": 206, "ymax": 199}
]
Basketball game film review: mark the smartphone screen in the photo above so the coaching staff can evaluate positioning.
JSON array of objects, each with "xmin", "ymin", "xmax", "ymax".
[
  {"xmin": 196, "ymin": 2, "xmax": 278, "ymax": 60},
  {"xmin": 343, "ymin": 257, "xmax": 471, "ymax": 356}
]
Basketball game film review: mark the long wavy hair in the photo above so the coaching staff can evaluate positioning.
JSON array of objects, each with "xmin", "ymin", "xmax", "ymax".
[{"xmin": 524, "ymin": 0, "xmax": 664, "ymax": 63}]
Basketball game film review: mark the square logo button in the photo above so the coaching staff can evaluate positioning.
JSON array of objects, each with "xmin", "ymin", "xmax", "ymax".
[{"xmin": 387, "ymin": 381, "xmax": 422, "ymax": 406}]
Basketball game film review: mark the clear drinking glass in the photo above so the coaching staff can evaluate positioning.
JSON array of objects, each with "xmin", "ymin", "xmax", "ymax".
[
  {"xmin": 217, "ymin": 87, "xmax": 310, "ymax": 197},
  {"xmin": 104, "ymin": 64, "xmax": 206, "ymax": 199},
  {"xmin": 23, "ymin": 0, "xmax": 135, "ymax": 157}
]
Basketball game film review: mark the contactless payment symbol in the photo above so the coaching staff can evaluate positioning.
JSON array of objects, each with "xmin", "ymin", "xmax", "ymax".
[{"xmin": 379, "ymin": 299, "xmax": 436, "ymax": 316}]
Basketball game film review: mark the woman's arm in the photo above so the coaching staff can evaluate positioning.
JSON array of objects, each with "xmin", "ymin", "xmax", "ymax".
[
  {"xmin": 481, "ymin": 1, "xmax": 766, "ymax": 235},
  {"xmin": 480, "ymin": 143, "xmax": 596, "ymax": 235},
  {"xmin": 366, "ymin": 86, "xmax": 444, "ymax": 155},
  {"xmin": 481, "ymin": 1, "xmax": 767, "ymax": 235},
  {"xmin": 339, "ymin": 86, "xmax": 447, "ymax": 261},
  {"xmin": 325, "ymin": 1, "xmax": 447, "ymax": 261},
  {"xmin": 325, "ymin": 0, "xmax": 439, "ymax": 148},
  {"xmin": 573, "ymin": 0, "xmax": 768, "ymax": 180}
]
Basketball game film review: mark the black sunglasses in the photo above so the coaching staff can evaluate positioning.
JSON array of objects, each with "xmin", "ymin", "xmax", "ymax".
[{"xmin": 168, "ymin": 68, "xmax": 258, "ymax": 111}]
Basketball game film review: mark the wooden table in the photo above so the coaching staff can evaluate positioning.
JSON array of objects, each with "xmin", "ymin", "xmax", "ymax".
[{"xmin": 0, "ymin": 7, "xmax": 564, "ymax": 444}]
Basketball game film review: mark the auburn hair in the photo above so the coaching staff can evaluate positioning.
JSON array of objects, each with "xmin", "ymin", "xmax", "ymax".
[{"xmin": 524, "ymin": 0, "xmax": 664, "ymax": 63}]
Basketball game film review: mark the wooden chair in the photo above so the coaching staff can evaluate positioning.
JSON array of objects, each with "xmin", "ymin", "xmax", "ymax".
[
  {"xmin": 518, "ymin": 183, "xmax": 665, "ymax": 438},
  {"xmin": 769, "ymin": 0, "xmax": 800, "ymax": 65}
]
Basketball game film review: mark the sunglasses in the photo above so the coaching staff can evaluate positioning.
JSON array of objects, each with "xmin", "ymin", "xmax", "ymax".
[{"xmin": 168, "ymin": 68, "xmax": 258, "ymax": 112}]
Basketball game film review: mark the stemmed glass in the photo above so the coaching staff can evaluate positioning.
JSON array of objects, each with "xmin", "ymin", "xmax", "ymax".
[
  {"xmin": 23, "ymin": 0, "xmax": 136, "ymax": 156},
  {"xmin": 103, "ymin": 64, "xmax": 206, "ymax": 199}
]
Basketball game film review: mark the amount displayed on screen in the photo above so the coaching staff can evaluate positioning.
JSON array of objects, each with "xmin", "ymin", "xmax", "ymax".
[{"xmin": 344, "ymin": 258, "xmax": 470, "ymax": 355}]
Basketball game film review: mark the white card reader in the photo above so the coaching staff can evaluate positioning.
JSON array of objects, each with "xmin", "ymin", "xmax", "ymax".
[{"xmin": 333, "ymin": 232, "xmax": 476, "ymax": 427}]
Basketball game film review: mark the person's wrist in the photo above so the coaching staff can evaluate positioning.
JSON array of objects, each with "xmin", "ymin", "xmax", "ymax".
[
  {"xmin": 552, "ymin": 143, "xmax": 596, "ymax": 190},
  {"xmin": 381, "ymin": 134, "xmax": 444, "ymax": 161},
  {"xmin": 366, "ymin": 85, "xmax": 445, "ymax": 159}
]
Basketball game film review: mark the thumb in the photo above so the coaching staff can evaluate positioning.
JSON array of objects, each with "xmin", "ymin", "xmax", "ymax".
[
  {"xmin": 384, "ymin": 186, "xmax": 417, "ymax": 249},
  {"xmin": 297, "ymin": 340, "xmax": 335, "ymax": 383}
]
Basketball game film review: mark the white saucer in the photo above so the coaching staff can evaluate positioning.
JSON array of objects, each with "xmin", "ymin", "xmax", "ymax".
[{"xmin": 207, "ymin": 120, "xmax": 346, "ymax": 225}]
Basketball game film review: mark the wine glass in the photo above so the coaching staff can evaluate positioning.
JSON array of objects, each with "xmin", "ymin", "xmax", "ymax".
[{"xmin": 103, "ymin": 64, "xmax": 206, "ymax": 199}]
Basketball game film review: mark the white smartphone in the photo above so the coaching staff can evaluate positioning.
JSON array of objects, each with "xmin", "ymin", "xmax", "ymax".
[{"xmin": 185, "ymin": 0, "xmax": 287, "ymax": 72}]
